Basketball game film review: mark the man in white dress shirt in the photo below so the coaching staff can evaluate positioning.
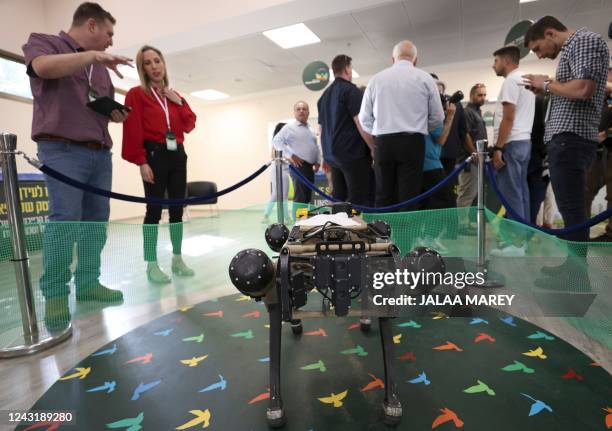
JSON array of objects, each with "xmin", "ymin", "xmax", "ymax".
[
  {"xmin": 359, "ymin": 40, "xmax": 444, "ymax": 210},
  {"xmin": 272, "ymin": 101, "xmax": 321, "ymax": 205}
]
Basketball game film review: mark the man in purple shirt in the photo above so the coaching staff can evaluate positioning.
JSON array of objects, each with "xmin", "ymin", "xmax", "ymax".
[{"xmin": 22, "ymin": 2, "xmax": 131, "ymax": 330}]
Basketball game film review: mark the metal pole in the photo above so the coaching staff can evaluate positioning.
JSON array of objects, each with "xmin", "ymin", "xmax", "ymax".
[
  {"xmin": 274, "ymin": 149, "xmax": 284, "ymax": 225},
  {"xmin": 0, "ymin": 133, "xmax": 71, "ymax": 358},
  {"xmin": 476, "ymin": 139, "xmax": 487, "ymax": 269},
  {"xmin": 473, "ymin": 139, "xmax": 503, "ymax": 288}
]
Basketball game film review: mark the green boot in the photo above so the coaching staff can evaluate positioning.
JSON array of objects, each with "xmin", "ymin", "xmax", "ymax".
[
  {"xmin": 172, "ymin": 255, "xmax": 195, "ymax": 277},
  {"xmin": 147, "ymin": 261, "xmax": 171, "ymax": 284}
]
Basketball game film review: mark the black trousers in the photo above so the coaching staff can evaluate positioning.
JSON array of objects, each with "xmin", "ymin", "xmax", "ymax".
[
  {"xmin": 143, "ymin": 142, "xmax": 187, "ymax": 261},
  {"xmin": 421, "ymin": 168, "xmax": 458, "ymax": 239},
  {"xmin": 374, "ymin": 133, "xmax": 425, "ymax": 211},
  {"xmin": 290, "ymin": 161, "xmax": 314, "ymax": 204},
  {"xmin": 331, "ymin": 157, "xmax": 373, "ymax": 206}
]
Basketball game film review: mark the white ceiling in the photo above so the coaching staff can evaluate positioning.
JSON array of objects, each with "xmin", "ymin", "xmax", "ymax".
[{"xmin": 111, "ymin": 0, "xmax": 612, "ymax": 98}]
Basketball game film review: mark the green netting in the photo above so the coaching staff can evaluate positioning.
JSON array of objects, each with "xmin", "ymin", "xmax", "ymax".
[{"xmin": 1, "ymin": 204, "xmax": 611, "ymax": 348}]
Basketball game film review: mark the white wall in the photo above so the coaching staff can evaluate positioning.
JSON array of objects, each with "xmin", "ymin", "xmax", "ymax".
[{"xmin": 0, "ymin": 0, "xmax": 48, "ymax": 54}]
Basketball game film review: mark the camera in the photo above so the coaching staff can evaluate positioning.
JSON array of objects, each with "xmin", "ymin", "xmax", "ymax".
[{"xmin": 441, "ymin": 90, "xmax": 464, "ymax": 107}]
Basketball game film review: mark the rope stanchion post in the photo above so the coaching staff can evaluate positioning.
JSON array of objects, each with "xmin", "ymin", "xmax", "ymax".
[
  {"xmin": 274, "ymin": 149, "xmax": 284, "ymax": 225},
  {"xmin": 475, "ymin": 139, "xmax": 503, "ymax": 288},
  {"xmin": 0, "ymin": 133, "xmax": 72, "ymax": 358}
]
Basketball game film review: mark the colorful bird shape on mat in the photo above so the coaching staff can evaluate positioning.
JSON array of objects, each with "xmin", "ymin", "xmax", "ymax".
[
  {"xmin": 433, "ymin": 341, "xmax": 463, "ymax": 352},
  {"xmin": 431, "ymin": 311, "xmax": 449, "ymax": 320},
  {"xmin": 199, "ymin": 375, "xmax": 227, "ymax": 393},
  {"xmin": 126, "ymin": 353, "xmax": 153, "ymax": 364},
  {"xmin": 179, "ymin": 306, "xmax": 193, "ymax": 312},
  {"xmin": 398, "ymin": 352, "xmax": 417, "ymax": 361},
  {"xmin": 463, "ymin": 380, "xmax": 495, "ymax": 396},
  {"xmin": 603, "ymin": 407, "xmax": 612, "ymax": 429},
  {"xmin": 469, "ymin": 317, "xmax": 488, "ymax": 325},
  {"xmin": 501, "ymin": 361, "xmax": 534, "ymax": 374},
  {"xmin": 248, "ymin": 388, "xmax": 270, "ymax": 404},
  {"xmin": 304, "ymin": 328, "xmax": 327, "ymax": 337},
  {"xmin": 527, "ymin": 331, "xmax": 555, "ymax": 341},
  {"xmin": 301, "ymin": 360, "xmax": 327, "ymax": 372},
  {"xmin": 474, "ymin": 333, "xmax": 496, "ymax": 343},
  {"xmin": 182, "ymin": 334, "xmax": 204, "ymax": 343},
  {"xmin": 231, "ymin": 330, "xmax": 254, "ymax": 339},
  {"xmin": 241, "ymin": 310, "xmax": 261, "ymax": 318},
  {"xmin": 258, "ymin": 357, "xmax": 270, "ymax": 363},
  {"xmin": 154, "ymin": 329, "xmax": 173, "ymax": 337},
  {"xmin": 341, "ymin": 345, "xmax": 368, "ymax": 356},
  {"xmin": 407, "ymin": 372, "xmax": 430, "ymax": 386},
  {"xmin": 393, "ymin": 334, "xmax": 402, "ymax": 344},
  {"xmin": 59, "ymin": 367, "xmax": 91, "ymax": 380},
  {"xmin": 523, "ymin": 347, "xmax": 547, "ymax": 359},
  {"xmin": 361, "ymin": 374, "xmax": 384, "ymax": 392},
  {"xmin": 521, "ymin": 393, "xmax": 553, "ymax": 416},
  {"xmin": 203, "ymin": 310, "xmax": 223, "ymax": 317},
  {"xmin": 175, "ymin": 409, "xmax": 211, "ymax": 430},
  {"xmin": 500, "ymin": 316, "xmax": 517, "ymax": 327},
  {"xmin": 92, "ymin": 343, "xmax": 117, "ymax": 356},
  {"xmin": 180, "ymin": 355, "xmax": 209, "ymax": 367},
  {"xmin": 131, "ymin": 380, "xmax": 161, "ymax": 401},
  {"xmin": 432, "ymin": 408, "xmax": 464, "ymax": 429},
  {"xmin": 318, "ymin": 390, "xmax": 348, "ymax": 408},
  {"xmin": 396, "ymin": 320, "xmax": 421, "ymax": 328},
  {"xmin": 347, "ymin": 322, "xmax": 360, "ymax": 330},
  {"xmin": 236, "ymin": 295, "xmax": 251, "ymax": 301},
  {"xmin": 87, "ymin": 380, "xmax": 117, "ymax": 394},
  {"xmin": 561, "ymin": 368, "xmax": 584, "ymax": 381},
  {"xmin": 22, "ymin": 421, "xmax": 61, "ymax": 431},
  {"xmin": 105, "ymin": 412, "xmax": 144, "ymax": 431}
]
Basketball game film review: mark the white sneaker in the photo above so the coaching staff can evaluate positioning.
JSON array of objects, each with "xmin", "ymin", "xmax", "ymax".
[{"xmin": 490, "ymin": 244, "xmax": 526, "ymax": 257}]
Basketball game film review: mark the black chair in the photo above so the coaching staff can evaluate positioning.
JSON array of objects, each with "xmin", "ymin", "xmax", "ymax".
[{"xmin": 186, "ymin": 181, "xmax": 219, "ymax": 217}]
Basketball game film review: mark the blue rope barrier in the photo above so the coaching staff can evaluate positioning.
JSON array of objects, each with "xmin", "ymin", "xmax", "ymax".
[
  {"xmin": 288, "ymin": 159, "xmax": 471, "ymax": 213},
  {"xmin": 485, "ymin": 161, "xmax": 612, "ymax": 235},
  {"xmin": 37, "ymin": 162, "xmax": 270, "ymax": 206}
]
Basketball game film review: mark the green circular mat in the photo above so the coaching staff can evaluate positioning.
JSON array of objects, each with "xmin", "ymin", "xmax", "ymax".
[{"xmin": 18, "ymin": 294, "xmax": 611, "ymax": 430}]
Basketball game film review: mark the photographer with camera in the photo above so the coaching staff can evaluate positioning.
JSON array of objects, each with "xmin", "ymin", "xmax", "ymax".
[{"xmin": 490, "ymin": 45, "xmax": 535, "ymax": 257}]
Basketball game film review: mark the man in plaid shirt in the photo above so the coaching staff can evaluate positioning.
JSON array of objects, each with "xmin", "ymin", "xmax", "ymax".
[{"xmin": 523, "ymin": 16, "xmax": 609, "ymax": 285}]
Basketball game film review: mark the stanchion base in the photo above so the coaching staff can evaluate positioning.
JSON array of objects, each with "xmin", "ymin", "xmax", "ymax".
[{"xmin": 0, "ymin": 324, "xmax": 72, "ymax": 359}]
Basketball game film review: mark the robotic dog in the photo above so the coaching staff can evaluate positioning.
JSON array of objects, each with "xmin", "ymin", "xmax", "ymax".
[{"xmin": 228, "ymin": 203, "xmax": 444, "ymax": 428}]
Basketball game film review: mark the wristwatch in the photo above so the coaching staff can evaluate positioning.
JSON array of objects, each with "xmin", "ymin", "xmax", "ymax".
[
  {"xmin": 493, "ymin": 146, "xmax": 504, "ymax": 153},
  {"xmin": 543, "ymin": 79, "xmax": 551, "ymax": 93}
]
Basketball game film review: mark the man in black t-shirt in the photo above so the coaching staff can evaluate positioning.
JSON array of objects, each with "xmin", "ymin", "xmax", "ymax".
[{"xmin": 318, "ymin": 55, "xmax": 375, "ymax": 205}]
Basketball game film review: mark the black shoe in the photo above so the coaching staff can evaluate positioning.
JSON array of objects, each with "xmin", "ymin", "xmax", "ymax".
[
  {"xmin": 76, "ymin": 283, "xmax": 124, "ymax": 303},
  {"xmin": 590, "ymin": 233, "xmax": 612, "ymax": 242},
  {"xmin": 534, "ymin": 272, "xmax": 591, "ymax": 292},
  {"xmin": 540, "ymin": 262, "xmax": 569, "ymax": 277},
  {"xmin": 44, "ymin": 296, "xmax": 71, "ymax": 331}
]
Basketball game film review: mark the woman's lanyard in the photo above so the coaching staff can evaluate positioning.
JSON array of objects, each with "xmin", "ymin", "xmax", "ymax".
[
  {"xmin": 150, "ymin": 87, "xmax": 171, "ymax": 131},
  {"xmin": 151, "ymin": 86, "xmax": 178, "ymax": 150}
]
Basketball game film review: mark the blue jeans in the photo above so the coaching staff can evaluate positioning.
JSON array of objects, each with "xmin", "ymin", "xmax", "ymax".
[
  {"xmin": 37, "ymin": 141, "xmax": 112, "ymax": 299},
  {"xmin": 547, "ymin": 133, "xmax": 597, "ymax": 243},
  {"xmin": 496, "ymin": 139, "xmax": 531, "ymax": 222}
]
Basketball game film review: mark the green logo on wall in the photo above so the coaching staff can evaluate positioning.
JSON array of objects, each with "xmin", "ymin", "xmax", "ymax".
[
  {"xmin": 302, "ymin": 61, "xmax": 330, "ymax": 91},
  {"xmin": 505, "ymin": 20, "xmax": 534, "ymax": 59}
]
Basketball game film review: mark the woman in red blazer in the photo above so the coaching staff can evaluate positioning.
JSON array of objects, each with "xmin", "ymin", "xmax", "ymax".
[{"xmin": 122, "ymin": 45, "xmax": 196, "ymax": 284}]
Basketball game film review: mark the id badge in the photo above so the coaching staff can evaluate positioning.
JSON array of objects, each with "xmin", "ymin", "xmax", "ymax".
[
  {"xmin": 88, "ymin": 89, "xmax": 99, "ymax": 103},
  {"xmin": 166, "ymin": 131, "xmax": 178, "ymax": 151}
]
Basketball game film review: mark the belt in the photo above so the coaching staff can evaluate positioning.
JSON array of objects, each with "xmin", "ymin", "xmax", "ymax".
[{"xmin": 37, "ymin": 134, "xmax": 107, "ymax": 151}]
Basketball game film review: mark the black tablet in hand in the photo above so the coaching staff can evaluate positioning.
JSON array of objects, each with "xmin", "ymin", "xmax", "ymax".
[{"xmin": 87, "ymin": 96, "xmax": 131, "ymax": 117}]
